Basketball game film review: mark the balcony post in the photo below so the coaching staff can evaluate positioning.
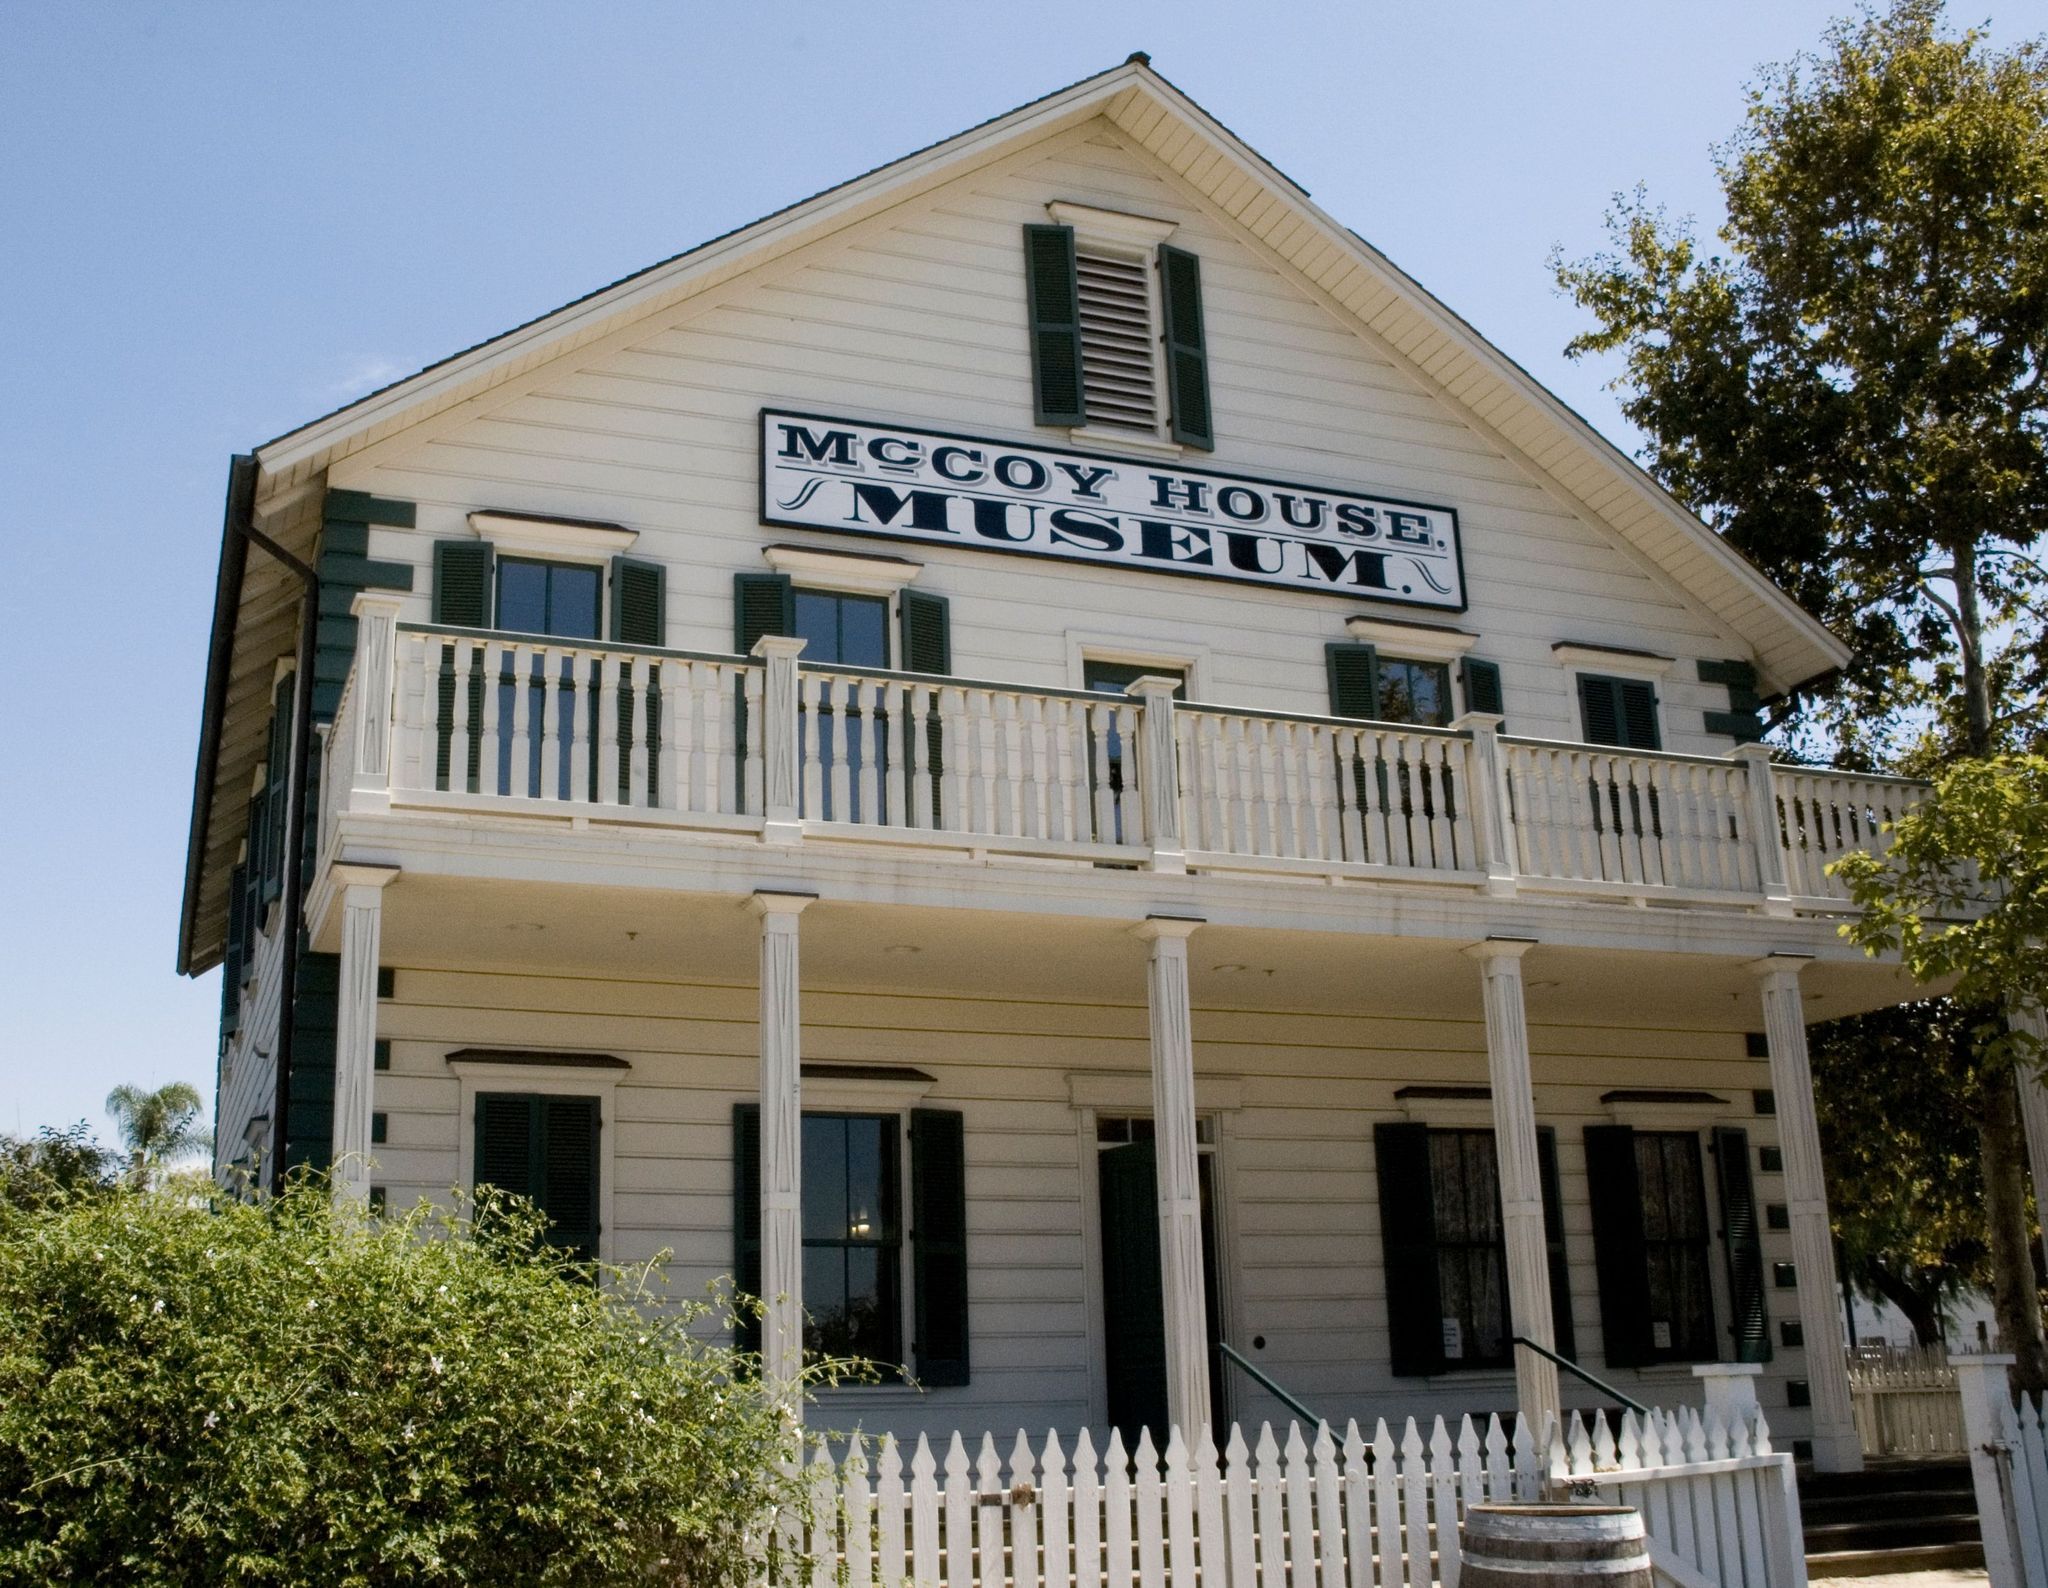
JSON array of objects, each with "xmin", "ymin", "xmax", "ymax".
[
  {"xmin": 1751, "ymin": 952, "xmax": 1863, "ymax": 1471},
  {"xmin": 1134, "ymin": 914, "xmax": 1211, "ymax": 1438},
  {"xmin": 329, "ymin": 862, "xmax": 397, "ymax": 1203},
  {"xmin": 753, "ymin": 635, "xmax": 806, "ymax": 844},
  {"xmin": 1453, "ymin": 711, "xmax": 1517, "ymax": 896},
  {"xmin": 1125, "ymin": 677, "xmax": 1186, "ymax": 873},
  {"xmin": 348, "ymin": 593, "xmax": 404, "ymax": 814},
  {"xmin": 1467, "ymin": 936, "xmax": 1559, "ymax": 1430},
  {"xmin": 1731, "ymin": 744, "xmax": 1794, "ymax": 915},
  {"xmin": 752, "ymin": 889, "xmax": 814, "ymax": 1411}
]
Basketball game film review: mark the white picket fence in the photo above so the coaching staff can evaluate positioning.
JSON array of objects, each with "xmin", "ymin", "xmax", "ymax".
[
  {"xmin": 1846, "ymin": 1344, "xmax": 1966, "ymax": 1459},
  {"xmin": 1957, "ymin": 1357, "xmax": 2048, "ymax": 1588},
  {"xmin": 784, "ymin": 1405, "xmax": 1804, "ymax": 1588}
]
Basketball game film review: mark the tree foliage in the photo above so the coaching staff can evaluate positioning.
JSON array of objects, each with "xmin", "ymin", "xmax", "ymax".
[
  {"xmin": 0, "ymin": 1124, "xmax": 115, "ymax": 1213},
  {"xmin": 103, "ymin": 1082, "xmax": 210, "ymax": 1187},
  {"xmin": 0, "ymin": 1177, "xmax": 805, "ymax": 1586},
  {"xmin": 1810, "ymin": 1002, "xmax": 1996, "ymax": 1343},
  {"xmin": 1554, "ymin": 0, "xmax": 2048, "ymax": 767}
]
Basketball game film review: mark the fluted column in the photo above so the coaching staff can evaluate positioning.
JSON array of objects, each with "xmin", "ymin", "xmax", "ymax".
[
  {"xmin": 1124, "ymin": 677, "xmax": 1186, "ymax": 875},
  {"xmin": 1135, "ymin": 915, "xmax": 1211, "ymax": 1439},
  {"xmin": 1469, "ymin": 937, "xmax": 1559, "ymax": 1428},
  {"xmin": 330, "ymin": 863, "xmax": 397, "ymax": 1202},
  {"xmin": 348, "ymin": 593, "xmax": 403, "ymax": 812},
  {"xmin": 754, "ymin": 635, "xmax": 805, "ymax": 843},
  {"xmin": 753, "ymin": 890, "xmax": 813, "ymax": 1410},
  {"xmin": 1752, "ymin": 954, "xmax": 1862, "ymax": 1472}
]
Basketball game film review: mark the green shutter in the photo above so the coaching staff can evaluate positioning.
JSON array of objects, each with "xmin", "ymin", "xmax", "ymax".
[
  {"xmin": 732, "ymin": 1103, "xmax": 762, "ymax": 1356},
  {"xmin": 1462, "ymin": 657, "xmax": 1505, "ymax": 724},
  {"xmin": 1375, "ymin": 1122, "xmax": 1445, "ymax": 1376},
  {"xmin": 475, "ymin": 1093, "xmax": 537, "ymax": 1200},
  {"xmin": 1714, "ymin": 1126, "xmax": 1771, "ymax": 1363},
  {"xmin": 541, "ymin": 1095, "xmax": 601, "ymax": 1262},
  {"xmin": 1536, "ymin": 1126, "xmax": 1576, "ymax": 1362},
  {"xmin": 610, "ymin": 556, "xmax": 666, "ymax": 645},
  {"xmin": 732, "ymin": 572, "xmax": 794, "ymax": 654},
  {"xmin": 221, "ymin": 862, "xmax": 248, "ymax": 1036},
  {"xmin": 432, "ymin": 539, "xmax": 495, "ymax": 627},
  {"xmin": 1024, "ymin": 224, "xmax": 1085, "ymax": 427},
  {"xmin": 899, "ymin": 589, "xmax": 952, "ymax": 675},
  {"xmin": 1326, "ymin": 643, "xmax": 1380, "ymax": 719},
  {"xmin": 241, "ymin": 794, "xmax": 266, "ymax": 981},
  {"xmin": 1158, "ymin": 243, "xmax": 1213, "ymax": 451},
  {"xmin": 1583, "ymin": 1125, "xmax": 1654, "ymax": 1369},
  {"xmin": 911, "ymin": 1107, "xmax": 970, "ymax": 1387},
  {"xmin": 262, "ymin": 676, "xmax": 293, "ymax": 902},
  {"xmin": 1580, "ymin": 675, "xmax": 1661, "ymax": 750}
]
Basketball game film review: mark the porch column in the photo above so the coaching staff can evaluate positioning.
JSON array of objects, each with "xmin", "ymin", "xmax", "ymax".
[
  {"xmin": 1752, "ymin": 953, "xmax": 1863, "ymax": 1472},
  {"xmin": 330, "ymin": 863, "xmax": 397, "ymax": 1202},
  {"xmin": 1468, "ymin": 937, "xmax": 1559, "ymax": 1429},
  {"xmin": 2009, "ymin": 1005, "xmax": 2048, "ymax": 1278},
  {"xmin": 1135, "ymin": 915, "xmax": 1212, "ymax": 1438},
  {"xmin": 753, "ymin": 890, "xmax": 814, "ymax": 1410}
]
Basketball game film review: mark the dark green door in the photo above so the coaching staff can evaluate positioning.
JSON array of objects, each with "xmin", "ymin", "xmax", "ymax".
[{"xmin": 1099, "ymin": 1141, "xmax": 1169, "ymax": 1443}]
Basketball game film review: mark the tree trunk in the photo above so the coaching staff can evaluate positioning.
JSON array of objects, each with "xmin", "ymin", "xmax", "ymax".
[{"xmin": 1862, "ymin": 1264, "xmax": 1948, "ymax": 1346}]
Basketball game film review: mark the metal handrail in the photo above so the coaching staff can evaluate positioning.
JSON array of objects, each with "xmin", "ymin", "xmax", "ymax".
[
  {"xmin": 1219, "ymin": 1341, "xmax": 1323, "ymax": 1428},
  {"xmin": 1512, "ymin": 1335, "xmax": 1649, "ymax": 1415}
]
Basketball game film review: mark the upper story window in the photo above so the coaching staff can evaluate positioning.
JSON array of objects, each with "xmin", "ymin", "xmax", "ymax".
[
  {"xmin": 1024, "ymin": 204, "xmax": 1213, "ymax": 451},
  {"xmin": 1577, "ymin": 674, "xmax": 1661, "ymax": 751},
  {"xmin": 497, "ymin": 557, "xmax": 600, "ymax": 640},
  {"xmin": 1325, "ymin": 643, "xmax": 1455, "ymax": 727},
  {"xmin": 794, "ymin": 588, "xmax": 889, "ymax": 669}
]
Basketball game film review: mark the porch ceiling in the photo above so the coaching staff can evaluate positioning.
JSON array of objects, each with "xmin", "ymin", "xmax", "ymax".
[{"xmin": 338, "ymin": 873, "xmax": 1923, "ymax": 1031}]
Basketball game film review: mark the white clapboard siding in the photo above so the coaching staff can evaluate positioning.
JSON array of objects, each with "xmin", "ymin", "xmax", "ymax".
[
  {"xmin": 333, "ymin": 122, "xmax": 1755, "ymax": 753},
  {"xmin": 789, "ymin": 1405, "xmax": 1801, "ymax": 1588},
  {"xmin": 346, "ymin": 957, "xmax": 1812, "ymax": 1448}
]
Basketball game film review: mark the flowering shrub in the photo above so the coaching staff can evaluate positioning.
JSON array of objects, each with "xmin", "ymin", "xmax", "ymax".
[{"xmin": 0, "ymin": 1178, "xmax": 804, "ymax": 1586}]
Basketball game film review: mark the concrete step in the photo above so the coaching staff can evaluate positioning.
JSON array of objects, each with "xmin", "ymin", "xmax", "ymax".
[
  {"xmin": 1803, "ymin": 1490, "xmax": 1986, "ymax": 1527},
  {"xmin": 1806, "ymin": 1540, "xmax": 1987, "ymax": 1578},
  {"xmin": 1804, "ymin": 1515, "xmax": 1981, "ymax": 1552}
]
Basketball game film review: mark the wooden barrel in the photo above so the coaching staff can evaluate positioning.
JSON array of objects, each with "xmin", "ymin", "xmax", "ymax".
[{"xmin": 1459, "ymin": 1504, "xmax": 1653, "ymax": 1588}]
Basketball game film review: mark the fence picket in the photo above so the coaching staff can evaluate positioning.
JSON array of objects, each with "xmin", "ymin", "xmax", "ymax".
[
  {"xmin": 1074, "ymin": 1429, "xmax": 1104, "ymax": 1588},
  {"xmin": 1044, "ymin": 1432, "xmax": 1071, "ymax": 1588}
]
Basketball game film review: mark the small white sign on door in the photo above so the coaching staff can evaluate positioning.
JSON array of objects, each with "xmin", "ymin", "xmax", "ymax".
[
  {"xmin": 1652, "ymin": 1319, "xmax": 1673, "ymax": 1350},
  {"xmin": 1441, "ymin": 1318, "xmax": 1464, "ymax": 1360}
]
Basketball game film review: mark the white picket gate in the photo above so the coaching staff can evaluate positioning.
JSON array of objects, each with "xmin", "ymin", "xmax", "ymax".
[
  {"xmin": 1846, "ymin": 1344, "xmax": 1966, "ymax": 1458},
  {"xmin": 1957, "ymin": 1355, "xmax": 2048, "ymax": 1588},
  {"xmin": 788, "ymin": 1404, "xmax": 1802, "ymax": 1588}
]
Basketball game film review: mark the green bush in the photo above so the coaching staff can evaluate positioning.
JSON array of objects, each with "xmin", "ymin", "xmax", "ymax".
[{"xmin": 0, "ymin": 1178, "xmax": 804, "ymax": 1586}]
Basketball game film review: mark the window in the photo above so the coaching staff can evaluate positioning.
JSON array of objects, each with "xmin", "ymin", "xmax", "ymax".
[
  {"xmin": 1584, "ymin": 1124, "xmax": 1725, "ymax": 1367},
  {"xmin": 1578, "ymin": 674, "xmax": 1661, "ymax": 750},
  {"xmin": 796, "ymin": 589, "xmax": 889, "ymax": 822},
  {"xmin": 1377, "ymin": 657, "xmax": 1453, "ymax": 727},
  {"xmin": 733, "ymin": 1102, "xmax": 970, "ymax": 1384},
  {"xmin": 496, "ymin": 557, "xmax": 601, "ymax": 639},
  {"xmin": 1428, "ymin": 1129, "xmax": 1510, "ymax": 1368},
  {"xmin": 802, "ymin": 1113, "xmax": 902, "ymax": 1362},
  {"xmin": 1024, "ymin": 218, "xmax": 1213, "ymax": 449},
  {"xmin": 1374, "ymin": 1121, "xmax": 1573, "ymax": 1377},
  {"xmin": 1084, "ymin": 660, "xmax": 1186, "ymax": 843}
]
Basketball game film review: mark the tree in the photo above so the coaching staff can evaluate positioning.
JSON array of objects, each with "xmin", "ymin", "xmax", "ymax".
[
  {"xmin": 0, "ymin": 1175, "xmax": 812, "ymax": 1586},
  {"xmin": 1810, "ymin": 1003, "xmax": 1996, "ymax": 1344},
  {"xmin": 0, "ymin": 1125, "xmax": 114, "ymax": 1212},
  {"xmin": 103, "ymin": 1082, "xmax": 210, "ymax": 1187},
  {"xmin": 1555, "ymin": 0, "xmax": 2048, "ymax": 1388}
]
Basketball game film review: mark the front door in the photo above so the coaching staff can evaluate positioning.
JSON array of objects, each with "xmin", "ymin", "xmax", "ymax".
[{"xmin": 1097, "ymin": 1130, "xmax": 1227, "ymax": 1445}]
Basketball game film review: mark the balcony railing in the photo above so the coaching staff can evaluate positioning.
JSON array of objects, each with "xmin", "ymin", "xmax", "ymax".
[{"xmin": 316, "ymin": 609, "xmax": 1928, "ymax": 915}]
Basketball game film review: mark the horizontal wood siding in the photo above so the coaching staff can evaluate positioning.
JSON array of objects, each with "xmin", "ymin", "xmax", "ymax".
[
  {"xmin": 332, "ymin": 122, "xmax": 1748, "ymax": 752},
  {"xmin": 367, "ymin": 964, "xmax": 1804, "ymax": 1448}
]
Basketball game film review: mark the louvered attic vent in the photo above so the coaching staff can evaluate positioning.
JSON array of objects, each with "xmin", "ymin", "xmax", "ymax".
[{"xmin": 1075, "ymin": 247, "xmax": 1158, "ymax": 432}]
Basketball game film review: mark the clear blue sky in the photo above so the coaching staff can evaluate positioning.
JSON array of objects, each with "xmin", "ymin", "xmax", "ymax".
[{"xmin": 2, "ymin": 1, "xmax": 2030, "ymax": 1143}]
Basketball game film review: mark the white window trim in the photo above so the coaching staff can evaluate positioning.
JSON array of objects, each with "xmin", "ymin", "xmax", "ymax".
[
  {"xmin": 1064, "ymin": 632, "xmax": 1212, "ymax": 700},
  {"xmin": 1552, "ymin": 642, "xmax": 1674, "ymax": 680},
  {"xmin": 450, "ymin": 1056, "xmax": 625, "ymax": 1263},
  {"xmin": 1067, "ymin": 1071, "xmax": 1243, "ymax": 1113},
  {"xmin": 1047, "ymin": 201, "xmax": 1179, "ymax": 247},
  {"xmin": 1347, "ymin": 616, "xmax": 1478, "ymax": 662},
  {"xmin": 763, "ymin": 543, "xmax": 923, "ymax": 598},
  {"xmin": 1599, "ymin": 1094, "xmax": 1735, "ymax": 1127},
  {"xmin": 468, "ymin": 510, "xmax": 639, "ymax": 562},
  {"xmin": 1396, "ymin": 1093, "xmax": 1499, "ymax": 1126}
]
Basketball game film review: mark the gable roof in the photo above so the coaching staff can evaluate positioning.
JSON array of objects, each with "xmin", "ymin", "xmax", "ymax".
[{"xmin": 179, "ymin": 55, "xmax": 1850, "ymax": 974}]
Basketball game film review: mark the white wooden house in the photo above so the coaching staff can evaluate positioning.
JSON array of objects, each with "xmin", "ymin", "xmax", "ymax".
[{"xmin": 183, "ymin": 56, "xmax": 1943, "ymax": 1482}]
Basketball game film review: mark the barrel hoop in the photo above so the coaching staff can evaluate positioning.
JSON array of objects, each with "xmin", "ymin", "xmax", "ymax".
[
  {"xmin": 1467, "ymin": 1534, "xmax": 1649, "ymax": 1564},
  {"xmin": 1457, "ymin": 1555, "xmax": 1652, "ymax": 1577}
]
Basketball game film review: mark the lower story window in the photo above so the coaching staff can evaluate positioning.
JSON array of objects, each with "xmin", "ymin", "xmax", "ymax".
[
  {"xmin": 472, "ymin": 1092, "xmax": 601, "ymax": 1260},
  {"xmin": 1428, "ymin": 1128, "xmax": 1510, "ymax": 1368},
  {"xmin": 1635, "ymin": 1131, "xmax": 1716, "ymax": 1360},
  {"xmin": 801, "ymin": 1112, "xmax": 902, "ymax": 1362}
]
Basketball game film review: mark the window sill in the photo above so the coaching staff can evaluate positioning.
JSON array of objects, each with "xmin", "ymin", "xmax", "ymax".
[{"xmin": 1067, "ymin": 425, "xmax": 1184, "ymax": 461}]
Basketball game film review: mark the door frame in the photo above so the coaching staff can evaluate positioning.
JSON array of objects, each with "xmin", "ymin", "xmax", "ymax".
[{"xmin": 1070, "ymin": 1071, "xmax": 1245, "ymax": 1433}]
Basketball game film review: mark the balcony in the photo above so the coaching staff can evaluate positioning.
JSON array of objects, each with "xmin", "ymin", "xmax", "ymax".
[{"xmin": 317, "ymin": 607, "xmax": 1925, "ymax": 917}]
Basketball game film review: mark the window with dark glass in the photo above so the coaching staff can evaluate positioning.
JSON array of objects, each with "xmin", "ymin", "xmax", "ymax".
[
  {"xmin": 795, "ymin": 590, "xmax": 889, "ymax": 822},
  {"xmin": 1083, "ymin": 660, "xmax": 1186, "ymax": 843},
  {"xmin": 1428, "ymin": 1129, "xmax": 1510, "ymax": 1368},
  {"xmin": 1377, "ymin": 657, "xmax": 1453, "ymax": 727},
  {"xmin": 487, "ymin": 559, "xmax": 605, "ymax": 799},
  {"xmin": 1636, "ymin": 1131, "xmax": 1717, "ymax": 1360},
  {"xmin": 496, "ymin": 557, "xmax": 601, "ymax": 639},
  {"xmin": 801, "ymin": 1112, "xmax": 903, "ymax": 1365}
]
